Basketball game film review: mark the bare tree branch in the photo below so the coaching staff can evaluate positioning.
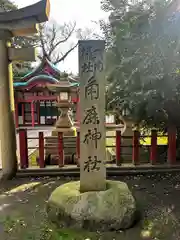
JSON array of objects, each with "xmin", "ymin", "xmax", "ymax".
[
  {"xmin": 38, "ymin": 20, "xmax": 78, "ymax": 65},
  {"xmin": 49, "ymin": 24, "xmax": 57, "ymax": 53},
  {"xmin": 54, "ymin": 43, "xmax": 78, "ymax": 65},
  {"xmin": 38, "ymin": 24, "xmax": 48, "ymax": 58},
  {"xmin": 48, "ymin": 22, "xmax": 76, "ymax": 57},
  {"xmin": 37, "ymin": 19, "xmax": 98, "ymax": 66}
]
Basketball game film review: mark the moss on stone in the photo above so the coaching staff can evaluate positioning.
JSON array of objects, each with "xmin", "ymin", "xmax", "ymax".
[{"xmin": 47, "ymin": 180, "xmax": 138, "ymax": 231}]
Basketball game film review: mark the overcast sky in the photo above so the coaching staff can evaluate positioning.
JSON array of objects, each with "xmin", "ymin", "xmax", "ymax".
[{"xmin": 14, "ymin": 0, "xmax": 108, "ymax": 74}]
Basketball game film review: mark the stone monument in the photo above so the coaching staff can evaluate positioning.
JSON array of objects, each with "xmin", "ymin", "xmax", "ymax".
[
  {"xmin": 47, "ymin": 40, "xmax": 138, "ymax": 231},
  {"xmin": 79, "ymin": 40, "xmax": 106, "ymax": 192},
  {"xmin": 0, "ymin": 0, "xmax": 50, "ymax": 179}
]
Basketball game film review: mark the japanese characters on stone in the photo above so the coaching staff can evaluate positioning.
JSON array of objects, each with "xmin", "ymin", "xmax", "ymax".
[
  {"xmin": 80, "ymin": 43, "xmax": 104, "ymax": 173},
  {"xmin": 82, "ymin": 108, "xmax": 102, "ymax": 172},
  {"xmin": 83, "ymin": 105, "xmax": 100, "ymax": 125},
  {"xmin": 85, "ymin": 76, "xmax": 99, "ymax": 100},
  {"xmin": 80, "ymin": 46, "xmax": 104, "ymax": 73},
  {"xmin": 83, "ymin": 128, "xmax": 102, "ymax": 149},
  {"xmin": 84, "ymin": 156, "xmax": 101, "ymax": 172},
  {"xmin": 79, "ymin": 40, "xmax": 106, "ymax": 191}
]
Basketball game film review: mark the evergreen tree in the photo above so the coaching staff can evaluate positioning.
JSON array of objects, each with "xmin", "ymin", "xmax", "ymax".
[{"xmin": 102, "ymin": 0, "xmax": 180, "ymax": 129}]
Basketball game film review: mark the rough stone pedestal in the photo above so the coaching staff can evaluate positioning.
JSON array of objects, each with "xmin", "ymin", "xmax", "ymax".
[{"xmin": 47, "ymin": 180, "xmax": 137, "ymax": 231}]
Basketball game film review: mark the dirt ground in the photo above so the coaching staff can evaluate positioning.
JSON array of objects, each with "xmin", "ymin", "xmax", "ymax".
[{"xmin": 0, "ymin": 173, "xmax": 180, "ymax": 240}]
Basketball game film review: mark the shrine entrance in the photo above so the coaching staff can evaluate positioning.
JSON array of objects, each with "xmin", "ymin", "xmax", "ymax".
[
  {"xmin": 16, "ymin": 98, "xmax": 59, "ymax": 128},
  {"xmin": 39, "ymin": 100, "xmax": 58, "ymax": 125},
  {"xmin": 14, "ymin": 57, "xmax": 80, "ymax": 128},
  {"xmin": 24, "ymin": 102, "xmax": 39, "ymax": 125}
]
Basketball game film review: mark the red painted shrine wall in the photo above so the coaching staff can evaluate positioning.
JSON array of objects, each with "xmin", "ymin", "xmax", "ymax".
[{"xmin": 15, "ymin": 89, "xmax": 79, "ymax": 127}]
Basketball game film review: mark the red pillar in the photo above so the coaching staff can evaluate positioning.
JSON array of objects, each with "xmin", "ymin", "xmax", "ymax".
[
  {"xmin": 50, "ymin": 101, "xmax": 53, "ymax": 122},
  {"xmin": 37, "ymin": 101, "xmax": 40, "ymax": 125},
  {"xmin": 132, "ymin": 130, "xmax": 140, "ymax": 165},
  {"xmin": 116, "ymin": 130, "xmax": 121, "ymax": 166},
  {"xmin": 39, "ymin": 132, "xmax": 45, "ymax": 168},
  {"xmin": 19, "ymin": 129, "xmax": 28, "ymax": 169},
  {"xmin": 150, "ymin": 130, "xmax": 157, "ymax": 164},
  {"xmin": 168, "ymin": 127, "xmax": 176, "ymax": 164},
  {"xmin": 44, "ymin": 101, "xmax": 47, "ymax": 124},
  {"xmin": 58, "ymin": 132, "xmax": 64, "ymax": 167},
  {"xmin": 76, "ymin": 131, "xmax": 80, "ymax": 166},
  {"xmin": 22, "ymin": 103, "xmax": 25, "ymax": 125},
  {"xmin": 15, "ymin": 103, "xmax": 19, "ymax": 128},
  {"xmin": 31, "ymin": 101, "xmax": 35, "ymax": 128}
]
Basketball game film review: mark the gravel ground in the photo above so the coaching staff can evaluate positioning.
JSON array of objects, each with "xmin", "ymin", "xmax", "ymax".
[{"xmin": 0, "ymin": 173, "xmax": 180, "ymax": 239}]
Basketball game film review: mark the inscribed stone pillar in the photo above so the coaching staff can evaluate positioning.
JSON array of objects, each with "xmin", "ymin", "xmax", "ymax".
[{"xmin": 78, "ymin": 40, "xmax": 106, "ymax": 192}]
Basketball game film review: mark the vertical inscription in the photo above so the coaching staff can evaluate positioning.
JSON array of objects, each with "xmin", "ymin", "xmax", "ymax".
[{"xmin": 78, "ymin": 40, "xmax": 106, "ymax": 192}]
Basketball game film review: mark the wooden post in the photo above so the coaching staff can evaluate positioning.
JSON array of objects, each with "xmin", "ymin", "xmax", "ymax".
[
  {"xmin": 39, "ymin": 132, "xmax": 44, "ymax": 168},
  {"xmin": 76, "ymin": 131, "xmax": 80, "ymax": 166},
  {"xmin": 50, "ymin": 101, "xmax": 53, "ymax": 122},
  {"xmin": 8, "ymin": 44, "xmax": 16, "ymax": 125},
  {"xmin": 0, "ymin": 0, "xmax": 50, "ymax": 179},
  {"xmin": 150, "ymin": 130, "xmax": 157, "ymax": 165},
  {"xmin": 44, "ymin": 101, "xmax": 47, "ymax": 124},
  {"xmin": 168, "ymin": 127, "xmax": 176, "ymax": 164},
  {"xmin": 132, "ymin": 130, "xmax": 140, "ymax": 165},
  {"xmin": 9, "ymin": 46, "xmax": 16, "ymax": 122},
  {"xmin": 79, "ymin": 40, "xmax": 106, "ymax": 192},
  {"xmin": 116, "ymin": 130, "xmax": 121, "ymax": 166},
  {"xmin": 22, "ymin": 103, "xmax": 25, "ymax": 125},
  {"xmin": 19, "ymin": 129, "xmax": 28, "ymax": 169},
  {"xmin": 58, "ymin": 132, "xmax": 64, "ymax": 167},
  {"xmin": 31, "ymin": 101, "xmax": 35, "ymax": 127},
  {"xmin": 37, "ymin": 101, "xmax": 41, "ymax": 125},
  {"xmin": 0, "ymin": 40, "xmax": 17, "ymax": 178},
  {"xmin": 15, "ymin": 103, "xmax": 19, "ymax": 128}
]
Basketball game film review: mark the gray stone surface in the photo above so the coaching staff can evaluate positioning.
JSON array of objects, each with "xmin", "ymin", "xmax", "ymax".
[
  {"xmin": 78, "ymin": 40, "xmax": 106, "ymax": 192},
  {"xmin": 47, "ymin": 180, "xmax": 137, "ymax": 231}
]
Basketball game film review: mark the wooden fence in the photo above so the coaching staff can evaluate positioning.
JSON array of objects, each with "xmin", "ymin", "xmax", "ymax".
[{"xmin": 18, "ymin": 128, "xmax": 177, "ymax": 169}]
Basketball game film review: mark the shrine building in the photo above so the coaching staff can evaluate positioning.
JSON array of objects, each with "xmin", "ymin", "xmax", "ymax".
[{"xmin": 14, "ymin": 58, "xmax": 79, "ymax": 128}]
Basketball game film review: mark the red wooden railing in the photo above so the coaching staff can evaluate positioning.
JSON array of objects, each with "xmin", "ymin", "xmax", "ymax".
[
  {"xmin": 133, "ymin": 130, "xmax": 140, "ymax": 165},
  {"xmin": 58, "ymin": 132, "xmax": 64, "ymax": 167},
  {"xmin": 116, "ymin": 130, "xmax": 121, "ymax": 166},
  {"xmin": 39, "ymin": 132, "xmax": 44, "ymax": 168},
  {"xmin": 19, "ymin": 129, "xmax": 28, "ymax": 169},
  {"xmin": 150, "ymin": 130, "xmax": 157, "ymax": 164},
  {"xmin": 18, "ymin": 129, "xmax": 177, "ymax": 169},
  {"xmin": 168, "ymin": 127, "xmax": 177, "ymax": 164}
]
